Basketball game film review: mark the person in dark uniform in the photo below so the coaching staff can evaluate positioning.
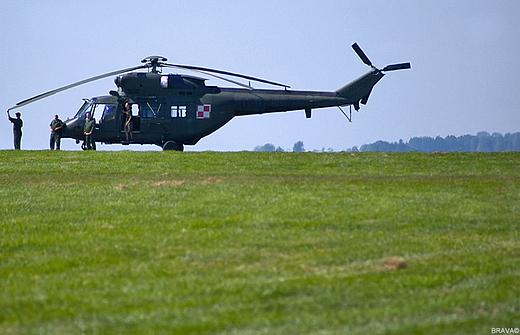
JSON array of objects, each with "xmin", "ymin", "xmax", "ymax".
[
  {"xmin": 122, "ymin": 103, "xmax": 133, "ymax": 142},
  {"xmin": 49, "ymin": 114, "xmax": 64, "ymax": 150},
  {"xmin": 83, "ymin": 112, "xmax": 96, "ymax": 150},
  {"xmin": 7, "ymin": 110, "xmax": 23, "ymax": 150}
]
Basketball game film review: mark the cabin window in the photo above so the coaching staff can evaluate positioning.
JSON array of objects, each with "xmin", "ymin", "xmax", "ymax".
[
  {"xmin": 171, "ymin": 105, "xmax": 187, "ymax": 118},
  {"xmin": 140, "ymin": 103, "xmax": 162, "ymax": 118},
  {"xmin": 127, "ymin": 104, "xmax": 138, "ymax": 116}
]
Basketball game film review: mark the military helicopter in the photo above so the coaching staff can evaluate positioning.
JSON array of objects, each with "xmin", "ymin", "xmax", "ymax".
[{"xmin": 8, "ymin": 43, "xmax": 410, "ymax": 151}]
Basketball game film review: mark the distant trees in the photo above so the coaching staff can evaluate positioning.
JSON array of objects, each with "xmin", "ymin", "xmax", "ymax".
[
  {"xmin": 253, "ymin": 143, "xmax": 285, "ymax": 152},
  {"xmin": 292, "ymin": 141, "xmax": 305, "ymax": 152},
  {"xmin": 254, "ymin": 141, "xmax": 305, "ymax": 152},
  {"xmin": 253, "ymin": 132, "xmax": 520, "ymax": 153},
  {"xmin": 359, "ymin": 139, "xmax": 413, "ymax": 152},
  {"xmin": 358, "ymin": 132, "xmax": 520, "ymax": 152}
]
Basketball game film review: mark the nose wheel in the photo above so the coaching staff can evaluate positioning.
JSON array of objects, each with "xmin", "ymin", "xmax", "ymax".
[
  {"xmin": 162, "ymin": 141, "xmax": 184, "ymax": 151},
  {"xmin": 80, "ymin": 141, "xmax": 96, "ymax": 151}
]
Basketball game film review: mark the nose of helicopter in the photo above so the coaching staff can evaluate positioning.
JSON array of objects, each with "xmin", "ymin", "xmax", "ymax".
[{"xmin": 62, "ymin": 117, "xmax": 84, "ymax": 139}]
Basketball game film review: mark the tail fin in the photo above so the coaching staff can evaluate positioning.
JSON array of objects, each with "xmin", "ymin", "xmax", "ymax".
[
  {"xmin": 336, "ymin": 69, "xmax": 384, "ymax": 106},
  {"xmin": 336, "ymin": 43, "xmax": 411, "ymax": 108}
]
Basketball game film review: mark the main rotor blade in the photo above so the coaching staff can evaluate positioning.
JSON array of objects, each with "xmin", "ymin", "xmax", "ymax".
[
  {"xmin": 163, "ymin": 63, "xmax": 290, "ymax": 89},
  {"xmin": 8, "ymin": 64, "xmax": 148, "ymax": 110},
  {"xmin": 382, "ymin": 63, "xmax": 411, "ymax": 72},
  {"xmin": 351, "ymin": 43, "xmax": 373, "ymax": 67},
  {"xmin": 162, "ymin": 64, "xmax": 254, "ymax": 90}
]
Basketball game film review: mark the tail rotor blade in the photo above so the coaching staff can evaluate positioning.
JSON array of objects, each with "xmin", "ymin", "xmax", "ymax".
[
  {"xmin": 382, "ymin": 63, "xmax": 411, "ymax": 72},
  {"xmin": 351, "ymin": 43, "xmax": 373, "ymax": 67}
]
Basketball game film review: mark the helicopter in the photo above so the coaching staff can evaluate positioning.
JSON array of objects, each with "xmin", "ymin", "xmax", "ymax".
[{"xmin": 7, "ymin": 43, "xmax": 410, "ymax": 151}]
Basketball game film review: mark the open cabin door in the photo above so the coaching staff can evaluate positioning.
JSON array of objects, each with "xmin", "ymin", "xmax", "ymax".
[{"xmin": 120, "ymin": 103, "xmax": 140, "ymax": 133}]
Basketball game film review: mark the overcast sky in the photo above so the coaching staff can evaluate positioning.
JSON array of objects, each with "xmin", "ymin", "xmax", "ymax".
[{"xmin": 1, "ymin": 0, "xmax": 519, "ymax": 151}]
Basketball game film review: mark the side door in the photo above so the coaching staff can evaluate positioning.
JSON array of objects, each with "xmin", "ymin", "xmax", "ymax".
[
  {"xmin": 167, "ymin": 100, "xmax": 196, "ymax": 141},
  {"xmin": 138, "ymin": 98, "xmax": 166, "ymax": 144},
  {"xmin": 92, "ymin": 103, "xmax": 118, "ymax": 141}
]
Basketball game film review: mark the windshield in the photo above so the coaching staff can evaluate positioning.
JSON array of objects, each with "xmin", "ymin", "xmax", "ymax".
[{"xmin": 74, "ymin": 101, "xmax": 94, "ymax": 119}]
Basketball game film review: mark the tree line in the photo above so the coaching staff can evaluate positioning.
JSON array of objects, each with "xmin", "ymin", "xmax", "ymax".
[
  {"xmin": 354, "ymin": 132, "xmax": 520, "ymax": 152},
  {"xmin": 254, "ymin": 141, "xmax": 306, "ymax": 152},
  {"xmin": 254, "ymin": 132, "xmax": 520, "ymax": 152}
]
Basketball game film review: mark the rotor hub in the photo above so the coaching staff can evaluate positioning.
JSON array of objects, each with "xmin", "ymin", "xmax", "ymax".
[{"xmin": 141, "ymin": 56, "xmax": 168, "ymax": 73}]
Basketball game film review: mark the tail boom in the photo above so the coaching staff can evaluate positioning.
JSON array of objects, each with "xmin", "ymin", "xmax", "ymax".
[{"xmin": 335, "ymin": 68, "xmax": 385, "ymax": 107}]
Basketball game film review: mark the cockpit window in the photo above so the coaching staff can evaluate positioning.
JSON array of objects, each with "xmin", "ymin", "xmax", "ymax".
[
  {"xmin": 74, "ymin": 102, "xmax": 115, "ymax": 123},
  {"xmin": 74, "ymin": 101, "xmax": 93, "ymax": 119},
  {"xmin": 93, "ymin": 104, "xmax": 115, "ymax": 123}
]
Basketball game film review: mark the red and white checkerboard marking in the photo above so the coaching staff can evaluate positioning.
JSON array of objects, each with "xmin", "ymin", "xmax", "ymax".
[{"xmin": 196, "ymin": 105, "xmax": 211, "ymax": 119}]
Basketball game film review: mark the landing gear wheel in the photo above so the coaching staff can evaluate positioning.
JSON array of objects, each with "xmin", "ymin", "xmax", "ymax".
[
  {"xmin": 81, "ymin": 141, "xmax": 96, "ymax": 151},
  {"xmin": 163, "ymin": 141, "xmax": 184, "ymax": 151}
]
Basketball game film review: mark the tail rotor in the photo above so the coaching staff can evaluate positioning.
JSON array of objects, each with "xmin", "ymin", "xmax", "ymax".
[
  {"xmin": 351, "ymin": 42, "xmax": 374, "ymax": 68},
  {"xmin": 351, "ymin": 43, "xmax": 411, "ymax": 72},
  {"xmin": 382, "ymin": 63, "xmax": 411, "ymax": 72}
]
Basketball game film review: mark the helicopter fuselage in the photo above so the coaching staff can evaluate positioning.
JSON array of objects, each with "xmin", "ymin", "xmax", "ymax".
[
  {"xmin": 7, "ymin": 43, "xmax": 411, "ymax": 151},
  {"xmin": 8, "ymin": 44, "xmax": 409, "ymax": 151},
  {"xmin": 61, "ymin": 69, "xmax": 384, "ymax": 150}
]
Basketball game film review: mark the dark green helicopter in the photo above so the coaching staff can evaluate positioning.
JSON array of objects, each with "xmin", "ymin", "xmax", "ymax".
[{"xmin": 8, "ymin": 43, "xmax": 410, "ymax": 151}]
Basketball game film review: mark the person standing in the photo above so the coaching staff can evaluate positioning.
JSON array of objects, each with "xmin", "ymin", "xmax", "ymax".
[
  {"xmin": 49, "ymin": 114, "xmax": 64, "ymax": 150},
  {"xmin": 122, "ymin": 103, "xmax": 133, "ymax": 142},
  {"xmin": 6, "ymin": 110, "xmax": 23, "ymax": 150},
  {"xmin": 83, "ymin": 112, "xmax": 96, "ymax": 150}
]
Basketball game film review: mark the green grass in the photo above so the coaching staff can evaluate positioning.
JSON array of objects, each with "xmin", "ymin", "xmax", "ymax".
[{"xmin": 0, "ymin": 151, "xmax": 518, "ymax": 334}]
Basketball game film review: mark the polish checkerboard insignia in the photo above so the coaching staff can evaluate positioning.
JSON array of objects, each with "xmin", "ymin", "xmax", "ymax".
[{"xmin": 196, "ymin": 105, "xmax": 211, "ymax": 119}]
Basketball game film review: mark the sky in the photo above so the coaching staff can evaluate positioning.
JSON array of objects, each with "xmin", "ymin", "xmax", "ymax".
[{"xmin": 1, "ymin": 0, "xmax": 519, "ymax": 152}]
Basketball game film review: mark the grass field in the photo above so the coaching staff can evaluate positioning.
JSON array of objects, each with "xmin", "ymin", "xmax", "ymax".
[{"xmin": 0, "ymin": 150, "xmax": 518, "ymax": 334}]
